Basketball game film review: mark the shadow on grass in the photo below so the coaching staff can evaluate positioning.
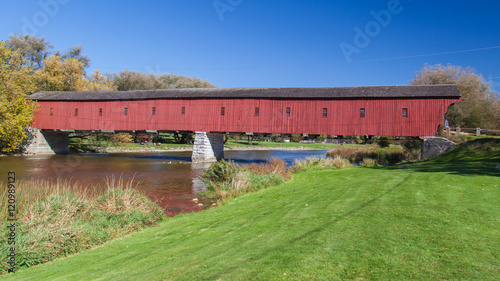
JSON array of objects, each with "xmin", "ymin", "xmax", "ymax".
[
  {"xmin": 388, "ymin": 138, "xmax": 500, "ymax": 177},
  {"xmin": 203, "ymin": 173, "xmax": 411, "ymax": 280}
]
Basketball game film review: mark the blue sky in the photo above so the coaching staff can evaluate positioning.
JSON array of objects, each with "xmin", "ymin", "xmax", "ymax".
[{"xmin": 1, "ymin": 0, "xmax": 499, "ymax": 89}]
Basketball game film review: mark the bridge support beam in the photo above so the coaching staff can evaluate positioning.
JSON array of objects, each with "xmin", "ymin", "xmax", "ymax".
[
  {"xmin": 192, "ymin": 131, "xmax": 224, "ymax": 162},
  {"xmin": 24, "ymin": 128, "xmax": 69, "ymax": 155}
]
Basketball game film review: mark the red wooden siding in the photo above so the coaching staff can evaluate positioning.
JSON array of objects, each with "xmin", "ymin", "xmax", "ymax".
[{"xmin": 31, "ymin": 97, "xmax": 459, "ymax": 137}]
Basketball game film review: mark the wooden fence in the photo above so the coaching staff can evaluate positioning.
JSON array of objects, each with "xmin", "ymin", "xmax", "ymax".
[{"xmin": 446, "ymin": 127, "xmax": 500, "ymax": 136}]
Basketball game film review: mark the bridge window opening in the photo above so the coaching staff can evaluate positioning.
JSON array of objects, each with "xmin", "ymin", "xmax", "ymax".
[
  {"xmin": 99, "ymin": 108, "xmax": 102, "ymax": 116},
  {"xmin": 323, "ymin": 108, "xmax": 327, "ymax": 118},
  {"xmin": 181, "ymin": 107, "xmax": 185, "ymax": 115},
  {"xmin": 124, "ymin": 108, "xmax": 128, "ymax": 116},
  {"xmin": 360, "ymin": 108, "xmax": 365, "ymax": 118},
  {"xmin": 74, "ymin": 108, "xmax": 78, "ymax": 116},
  {"xmin": 50, "ymin": 108, "xmax": 53, "ymax": 116},
  {"xmin": 152, "ymin": 107, "xmax": 156, "ymax": 115},
  {"xmin": 221, "ymin": 107, "xmax": 225, "ymax": 116},
  {"xmin": 402, "ymin": 108, "xmax": 408, "ymax": 118},
  {"xmin": 286, "ymin": 107, "xmax": 291, "ymax": 117},
  {"xmin": 255, "ymin": 107, "xmax": 259, "ymax": 116}
]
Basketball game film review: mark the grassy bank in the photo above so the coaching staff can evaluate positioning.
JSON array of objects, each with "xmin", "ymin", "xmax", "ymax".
[
  {"xmin": 0, "ymin": 178, "xmax": 165, "ymax": 273},
  {"xmin": 3, "ymin": 139, "xmax": 499, "ymax": 280}
]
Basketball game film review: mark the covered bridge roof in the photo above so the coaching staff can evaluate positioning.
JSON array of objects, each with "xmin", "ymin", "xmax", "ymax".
[{"xmin": 27, "ymin": 85, "xmax": 461, "ymax": 101}]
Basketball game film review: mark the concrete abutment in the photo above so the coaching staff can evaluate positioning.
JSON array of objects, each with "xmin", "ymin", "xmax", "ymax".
[
  {"xmin": 24, "ymin": 128, "xmax": 69, "ymax": 155},
  {"xmin": 421, "ymin": 136, "xmax": 457, "ymax": 160}
]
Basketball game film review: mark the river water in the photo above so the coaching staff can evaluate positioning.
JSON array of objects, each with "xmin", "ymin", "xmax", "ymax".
[{"xmin": 0, "ymin": 150, "xmax": 327, "ymax": 216}]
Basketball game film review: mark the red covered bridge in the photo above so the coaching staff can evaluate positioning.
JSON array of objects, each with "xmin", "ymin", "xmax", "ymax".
[{"xmin": 26, "ymin": 85, "xmax": 461, "ymax": 161}]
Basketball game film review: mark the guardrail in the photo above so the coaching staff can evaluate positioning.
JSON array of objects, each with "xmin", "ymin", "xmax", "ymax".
[{"xmin": 446, "ymin": 127, "xmax": 500, "ymax": 136}]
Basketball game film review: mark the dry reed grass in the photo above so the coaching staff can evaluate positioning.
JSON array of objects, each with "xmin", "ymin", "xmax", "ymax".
[
  {"xmin": 244, "ymin": 158, "xmax": 291, "ymax": 180},
  {"xmin": 326, "ymin": 145, "xmax": 378, "ymax": 159},
  {"xmin": 0, "ymin": 177, "xmax": 164, "ymax": 272},
  {"xmin": 291, "ymin": 156, "xmax": 351, "ymax": 172}
]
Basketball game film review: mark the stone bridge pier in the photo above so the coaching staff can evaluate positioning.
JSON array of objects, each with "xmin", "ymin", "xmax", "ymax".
[{"xmin": 192, "ymin": 131, "xmax": 224, "ymax": 162}]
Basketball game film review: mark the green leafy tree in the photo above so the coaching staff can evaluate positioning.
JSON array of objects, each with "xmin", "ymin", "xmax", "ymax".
[
  {"xmin": 7, "ymin": 34, "xmax": 91, "ymax": 70},
  {"xmin": 410, "ymin": 64, "xmax": 500, "ymax": 129},
  {"xmin": 6, "ymin": 34, "xmax": 52, "ymax": 70},
  {"xmin": 0, "ymin": 42, "xmax": 38, "ymax": 152},
  {"xmin": 55, "ymin": 45, "xmax": 91, "ymax": 69}
]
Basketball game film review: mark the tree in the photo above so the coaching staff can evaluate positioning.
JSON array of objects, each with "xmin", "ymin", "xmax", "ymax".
[
  {"xmin": 410, "ymin": 64, "xmax": 500, "ymax": 129},
  {"xmin": 6, "ymin": 34, "xmax": 53, "ymax": 70},
  {"xmin": 0, "ymin": 42, "xmax": 38, "ymax": 152},
  {"xmin": 56, "ymin": 45, "xmax": 91, "ymax": 69},
  {"xmin": 1, "ymin": 37, "xmax": 114, "ymax": 153},
  {"xmin": 7, "ymin": 34, "xmax": 91, "ymax": 70},
  {"xmin": 34, "ymin": 56, "xmax": 115, "ymax": 91},
  {"xmin": 112, "ymin": 70, "xmax": 215, "ymax": 90}
]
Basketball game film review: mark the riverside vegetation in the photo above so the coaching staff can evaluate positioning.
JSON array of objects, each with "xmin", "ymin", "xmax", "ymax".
[
  {"xmin": 2, "ymin": 138, "xmax": 499, "ymax": 279},
  {"xmin": 200, "ymin": 140, "xmax": 420, "ymax": 204},
  {"xmin": 0, "ymin": 177, "xmax": 165, "ymax": 273}
]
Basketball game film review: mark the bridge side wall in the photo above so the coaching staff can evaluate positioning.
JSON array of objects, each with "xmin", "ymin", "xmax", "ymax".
[{"xmin": 31, "ymin": 97, "xmax": 460, "ymax": 137}]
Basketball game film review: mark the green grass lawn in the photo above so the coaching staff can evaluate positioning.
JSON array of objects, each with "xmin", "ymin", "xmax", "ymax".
[{"xmin": 4, "ymin": 140, "xmax": 499, "ymax": 280}]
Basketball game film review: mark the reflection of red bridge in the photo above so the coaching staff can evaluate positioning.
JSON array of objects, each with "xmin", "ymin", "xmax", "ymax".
[{"xmin": 26, "ymin": 85, "xmax": 461, "ymax": 161}]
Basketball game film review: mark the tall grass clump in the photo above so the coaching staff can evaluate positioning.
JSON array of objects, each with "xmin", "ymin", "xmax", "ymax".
[
  {"xmin": 327, "ymin": 145, "xmax": 407, "ymax": 165},
  {"xmin": 290, "ymin": 156, "xmax": 351, "ymax": 172},
  {"xmin": 200, "ymin": 159, "xmax": 291, "ymax": 203},
  {"xmin": 326, "ymin": 145, "xmax": 372, "ymax": 159},
  {"xmin": 0, "ymin": 178, "xmax": 165, "ymax": 273},
  {"xmin": 350, "ymin": 147, "xmax": 406, "ymax": 165}
]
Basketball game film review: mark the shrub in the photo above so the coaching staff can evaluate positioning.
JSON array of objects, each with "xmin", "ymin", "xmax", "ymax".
[
  {"xmin": 290, "ymin": 134, "xmax": 302, "ymax": 143},
  {"xmin": 437, "ymin": 123, "xmax": 445, "ymax": 136},
  {"xmin": 330, "ymin": 156, "xmax": 350, "ymax": 169},
  {"xmin": 402, "ymin": 139, "xmax": 422, "ymax": 161},
  {"xmin": 446, "ymin": 134, "xmax": 468, "ymax": 144},
  {"xmin": 200, "ymin": 159, "xmax": 292, "ymax": 203},
  {"xmin": 201, "ymin": 160, "xmax": 240, "ymax": 191},
  {"xmin": 350, "ymin": 147, "xmax": 405, "ymax": 165},
  {"xmin": 111, "ymin": 133, "xmax": 134, "ymax": 143},
  {"xmin": 377, "ymin": 136, "xmax": 393, "ymax": 148},
  {"xmin": 360, "ymin": 158, "xmax": 378, "ymax": 167}
]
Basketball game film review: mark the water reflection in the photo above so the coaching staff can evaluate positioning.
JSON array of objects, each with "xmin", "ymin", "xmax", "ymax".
[{"xmin": 0, "ymin": 150, "xmax": 326, "ymax": 216}]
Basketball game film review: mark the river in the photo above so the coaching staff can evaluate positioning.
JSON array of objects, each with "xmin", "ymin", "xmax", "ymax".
[{"xmin": 0, "ymin": 150, "xmax": 327, "ymax": 216}]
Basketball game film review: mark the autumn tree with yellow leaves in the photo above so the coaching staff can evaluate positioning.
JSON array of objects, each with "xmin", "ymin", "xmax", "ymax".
[
  {"xmin": 34, "ymin": 56, "xmax": 115, "ymax": 92},
  {"xmin": 0, "ymin": 42, "xmax": 38, "ymax": 152},
  {"xmin": 0, "ymin": 35, "xmax": 116, "ymax": 153}
]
